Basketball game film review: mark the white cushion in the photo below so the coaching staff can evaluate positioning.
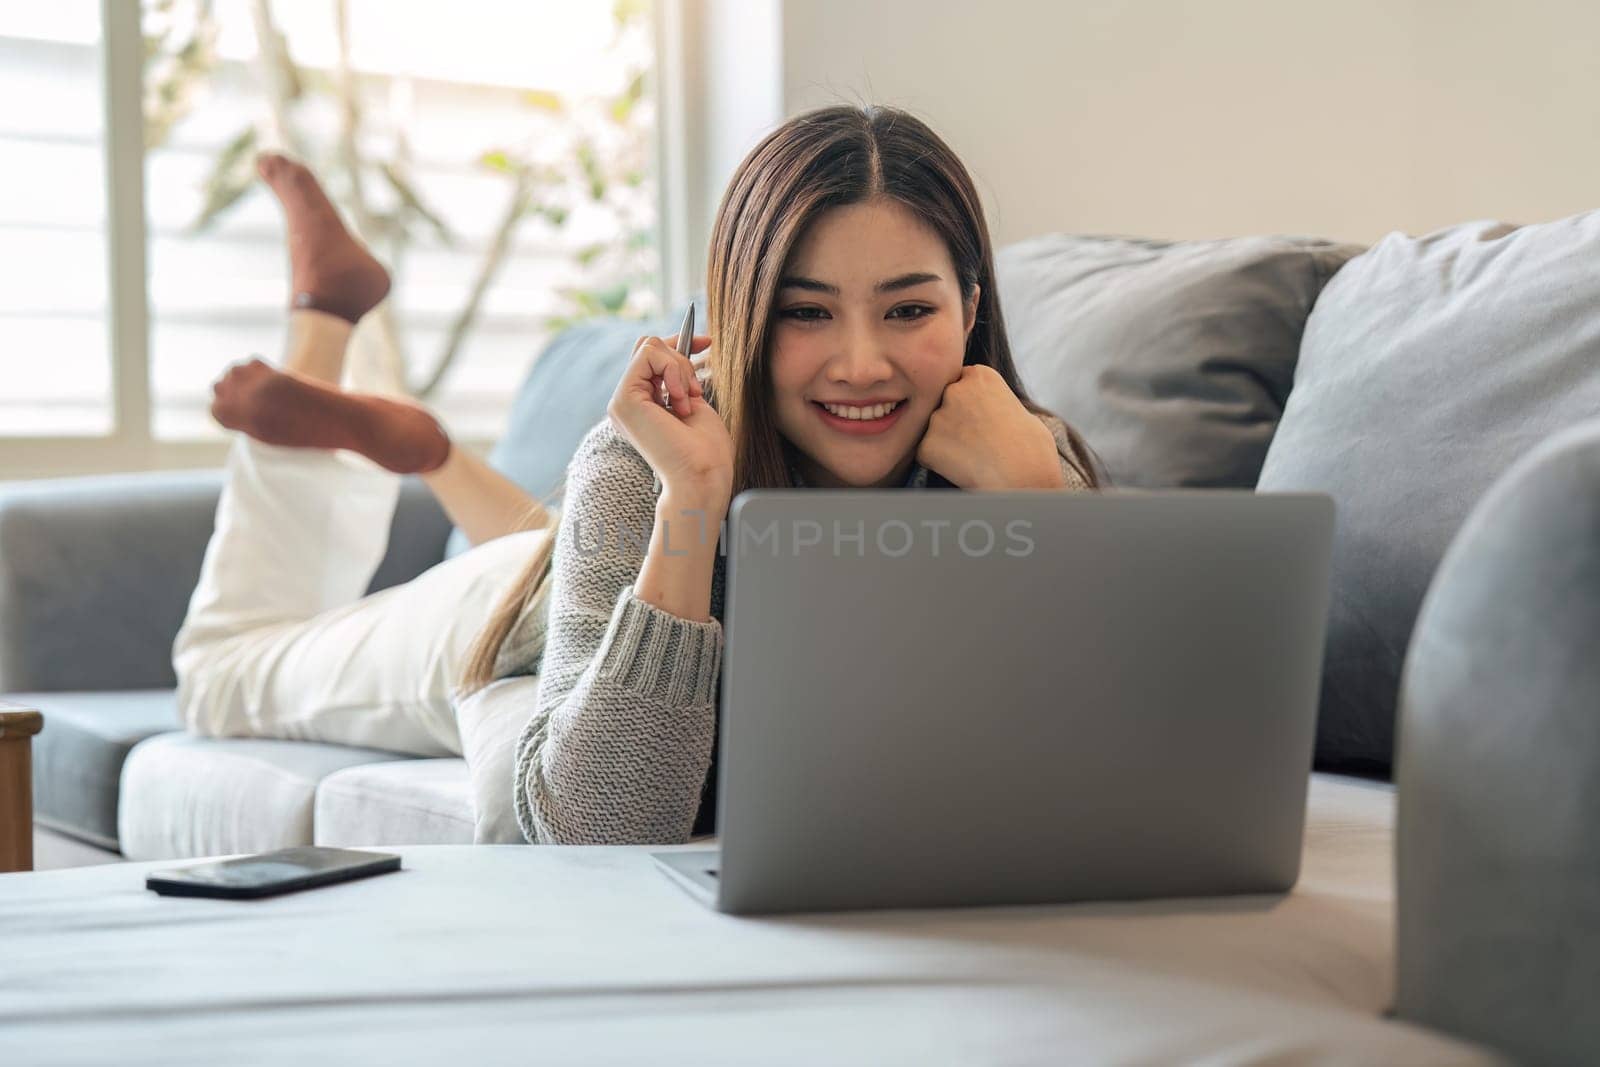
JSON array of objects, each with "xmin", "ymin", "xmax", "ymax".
[
  {"xmin": 314, "ymin": 758, "xmax": 475, "ymax": 846},
  {"xmin": 453, "ymin": 675, "xmax": 539, "ymax": 844},
  {"xmin": 118, "ymin": 732, "xmax": 405, "ymax": 860}
]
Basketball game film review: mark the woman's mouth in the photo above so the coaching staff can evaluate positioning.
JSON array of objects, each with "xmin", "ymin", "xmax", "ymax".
[{"xmin": 812, "ymin": 399, "xmax": 907, "ymax": 436}]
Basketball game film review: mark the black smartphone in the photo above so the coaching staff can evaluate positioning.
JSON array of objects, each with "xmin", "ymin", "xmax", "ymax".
[{"xmin": 145, "ymin": 845, "xmax": 401, "ymax": 900}]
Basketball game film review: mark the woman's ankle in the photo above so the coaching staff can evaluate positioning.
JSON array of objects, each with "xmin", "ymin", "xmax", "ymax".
[{"xmin": 283, "ymin": 309, "xmax": 354, "ymax": 385}]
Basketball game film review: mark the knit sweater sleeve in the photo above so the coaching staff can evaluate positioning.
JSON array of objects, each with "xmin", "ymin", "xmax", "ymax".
[
  {"xmin": 1039, "ymin": 412, "xmax": 1097, "ymax": 490},
  {"xmin": 512, "ymin": 420, "xmax": 723, "ymax": 846}
]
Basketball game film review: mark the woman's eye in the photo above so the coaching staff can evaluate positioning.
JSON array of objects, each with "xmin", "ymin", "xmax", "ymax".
[
  {"xmin": 888, "ymin": 304, "xmax": 935, "ymax": 321},
  {"xmin": 779, "ymin": 306, "xmax": 829, "ymax": 322}
]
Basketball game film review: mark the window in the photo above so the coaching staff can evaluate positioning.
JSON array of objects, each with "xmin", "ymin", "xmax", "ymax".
[
  {"xmin": 1, "ymin": 0, "xmax": 659, "ymax": 475},
  {"xmin": 0, "ymin": 4, "xmax": 112, "ymax": 437}
]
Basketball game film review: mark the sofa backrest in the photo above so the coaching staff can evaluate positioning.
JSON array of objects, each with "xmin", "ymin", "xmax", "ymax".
[{"xmin": 0, "ymin": 472, "xmax": 448, "ymax": 692}]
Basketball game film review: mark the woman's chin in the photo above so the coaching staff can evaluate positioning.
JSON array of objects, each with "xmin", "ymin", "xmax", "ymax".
[{"xmin": 814, "ymin": 455, "xmax": 911, "ymax": 489}]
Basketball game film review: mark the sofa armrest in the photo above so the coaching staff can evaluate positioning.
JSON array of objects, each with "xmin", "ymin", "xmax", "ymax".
[
  {"xmin": 1396, "ymin": 420, "xmax": 1600, "ymax": 1064},
  {"xmin": 0, "ymin": 468, "xmax": 450, "ymax": 692}
]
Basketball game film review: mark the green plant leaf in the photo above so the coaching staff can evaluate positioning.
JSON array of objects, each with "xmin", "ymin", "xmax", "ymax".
[
  {"xmin": 186, "ymin": 125, "xmax": 258, "ymax": 231},
  {"xmin": 213, "ymin": 124, "xmax": 258, "ymax": 174},
  {"xmin": 188, "ymin": 171, "xmax": 254, "ymax": 234},
  {"xmin": 595, "ymin": 282, "xmax": 630, "ymax": 312},
  {"xmin": 609, "ymin": 71, "xmax": 646, "ymax": 124},
  {"xmin": 522, "ymin": 89, "xmax": 564, "ymax": 113},
  {"xmin": 575, "ymin": 242, "xmax": 606, "ymax": 267},
  {"xmin": 570, "ymin": 290, "xmax": 604, "ymax": 316},
  {"xmin": 479, "ymin": 150, "xmax": 514, "ymax": 173},
  {"xmin": 577, "ymin": 141, "xmax": 606, "ymax": 200},
  {"xmin": 528, "ymin": 203, "xmax": 570, "ymax": 227}
]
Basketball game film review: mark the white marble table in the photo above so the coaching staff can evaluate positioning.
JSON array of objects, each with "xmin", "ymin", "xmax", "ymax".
[{"xmin": 0, "ymin": 777, "xmax": 1493, "ymax": 1065}]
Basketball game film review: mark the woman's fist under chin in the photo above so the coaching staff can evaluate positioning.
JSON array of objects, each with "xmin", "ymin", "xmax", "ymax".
[{"xmin": 606, "ymin": 334, "xmax": 734, "ymax": 504}]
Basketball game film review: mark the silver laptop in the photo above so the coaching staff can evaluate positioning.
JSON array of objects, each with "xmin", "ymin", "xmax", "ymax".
[{"xmin": 654, "ymin": 489, "xmax": 1334, "ymax": 915}]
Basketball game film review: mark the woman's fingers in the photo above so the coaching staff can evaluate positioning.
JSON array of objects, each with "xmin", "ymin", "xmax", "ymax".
[
  {"xmin": 663, "ymin": 366, "xmax": 690, "ymax": 413},
  {"xmin": 633, "ymin": 336, "xmax": 707, "ymax": 386},
  {"xmin": 685, "ymin": 355, "xmax": 704, "ymax": 396},
  {"xmin": 628, "ymin": 337, "xmax": 703, "ymax": 418},
  {"xmin": 659, "ymin": 353, "xmax": 694, "ymax": 410}
]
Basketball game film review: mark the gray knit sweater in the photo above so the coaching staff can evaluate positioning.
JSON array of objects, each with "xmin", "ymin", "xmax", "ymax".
[{"xmin": 508, "ymin": 410, "xmax": 1093, "ymax": 845}]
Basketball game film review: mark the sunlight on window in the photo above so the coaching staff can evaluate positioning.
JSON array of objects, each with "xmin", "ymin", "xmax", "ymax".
[
  {"xmin": 0, "ymin": 1, "xmax": 657, "ymax": 446},
  {"xmin": 0, "ymin": 2, "xmax": 113, "ymax": 436},
  {"xmin": 146, "ymin": 0, "xmax": 659, "ymax": 441}
]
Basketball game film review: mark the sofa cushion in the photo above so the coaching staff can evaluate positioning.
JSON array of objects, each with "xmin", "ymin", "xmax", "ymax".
[
  {"xmin": 118, "ymin": 732, "xmax": 408, "ymax": 860},
  {"xmin": 313, "ymin": 759, "xmax": 474, "ymax": 846},
  {"xmin": 444, "ymin": 303, "xmax": 696, "ymax": 557},
  {"xmin": 996, "ymin": 234, "xmax": 1360, "ymax": 488},
  {"xmin": 1258, "ymin": 211, "xmax": 1600, "ymax": 773},
  {"xmin": 20, "ymin": 690, "xmax": 181, "ymax": 850}
]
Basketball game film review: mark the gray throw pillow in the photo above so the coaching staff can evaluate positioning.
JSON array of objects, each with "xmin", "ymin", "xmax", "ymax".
[
  {"xmin": 996, "ymin": 234, "xmax": 1360, "ymax": 488},
  {"xmin": 1257, "ymin": 211, "xmax": 1600, "ymax": 773}
]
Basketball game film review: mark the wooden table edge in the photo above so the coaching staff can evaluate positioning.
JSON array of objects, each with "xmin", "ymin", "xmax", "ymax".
[{"xmin": 0, "ymin": 701, "xmax": 42, "ymax": 872}]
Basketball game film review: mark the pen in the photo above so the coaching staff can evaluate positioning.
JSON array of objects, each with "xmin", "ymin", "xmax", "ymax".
[{"xmin": 660, "ymin": 302, "xmax": 695, "ymax": 412}]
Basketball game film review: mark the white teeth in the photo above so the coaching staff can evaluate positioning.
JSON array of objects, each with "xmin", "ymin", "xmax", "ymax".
[{"xmin": 821, "ymin": 400, "xmax": 900, "ymax": 420}]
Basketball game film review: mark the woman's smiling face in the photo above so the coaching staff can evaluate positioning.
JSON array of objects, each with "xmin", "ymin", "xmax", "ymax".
[{"xmin": 769, "ymin": 197, "xmax": 975, "ymax": 489}]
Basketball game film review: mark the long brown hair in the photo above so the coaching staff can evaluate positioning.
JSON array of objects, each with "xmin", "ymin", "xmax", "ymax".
[{"xmin": 459, "ymin": 104, "xmax": 1100, "ymax": 693}]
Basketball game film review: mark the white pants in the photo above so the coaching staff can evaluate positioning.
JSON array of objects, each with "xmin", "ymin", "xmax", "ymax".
[{"xmin": 173, "ymin": 438, "xmax": 551, "ymax": 760}]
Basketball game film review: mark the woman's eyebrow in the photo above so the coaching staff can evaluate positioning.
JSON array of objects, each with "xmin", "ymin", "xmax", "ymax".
[
  {"xmin": 777, "ymin": 272, "xmax": 943, "ymax": 295},
  {"xmin": 875, "ymin": 271, "xmax": 942, "ymax": 292},
  {"xmin": 778, "ymin": 275, "xmax": 838, "ymax": 295}
]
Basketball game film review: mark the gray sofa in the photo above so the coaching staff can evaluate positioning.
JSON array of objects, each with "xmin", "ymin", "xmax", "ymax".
[{"xmin": 4, "ymin": 218, "xmax": 1597, "ymax": 873}]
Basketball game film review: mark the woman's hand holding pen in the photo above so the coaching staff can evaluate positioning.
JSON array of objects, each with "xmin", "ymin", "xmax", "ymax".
[
  {"xmin": 612, "ymin": 310, "xmax": 729, "ymax": 624},
  {"xmin": 607, "ymin": 327, "xmax": 733, "ymax": 505}
]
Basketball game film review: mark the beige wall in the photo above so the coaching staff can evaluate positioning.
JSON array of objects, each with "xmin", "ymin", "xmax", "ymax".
[{"xmin": 779, "ymin": 0, "xmax": 1600, "ymax": 246}]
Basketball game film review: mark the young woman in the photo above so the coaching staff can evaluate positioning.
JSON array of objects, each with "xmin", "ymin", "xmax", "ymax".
[
  {"xmin": 175, "ymin": 105, "xmax": 1100, "ymax": 847},
  {"xmin": 492, "ymin": 105, "xmax": 1100, "ymax": 846}
]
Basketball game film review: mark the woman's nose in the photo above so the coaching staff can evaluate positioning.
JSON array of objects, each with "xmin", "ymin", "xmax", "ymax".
[{"xmin": 829, "ymin": 324, "xmax": 894, "ymax": 384}]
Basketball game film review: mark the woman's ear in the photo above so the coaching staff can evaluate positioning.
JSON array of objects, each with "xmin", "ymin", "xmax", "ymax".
[{"xmin": 963, "ymin": 284, "xmax": 981, "ymax": 337}]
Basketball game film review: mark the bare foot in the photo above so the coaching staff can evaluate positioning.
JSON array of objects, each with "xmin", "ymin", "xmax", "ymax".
[
  {"xmin": 211, "ymin": 358, "xmax": 450, "ymax": 474},
  {"xmin": 257, "ymin": 152, "xmax": 392, "ymax": 324}
]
